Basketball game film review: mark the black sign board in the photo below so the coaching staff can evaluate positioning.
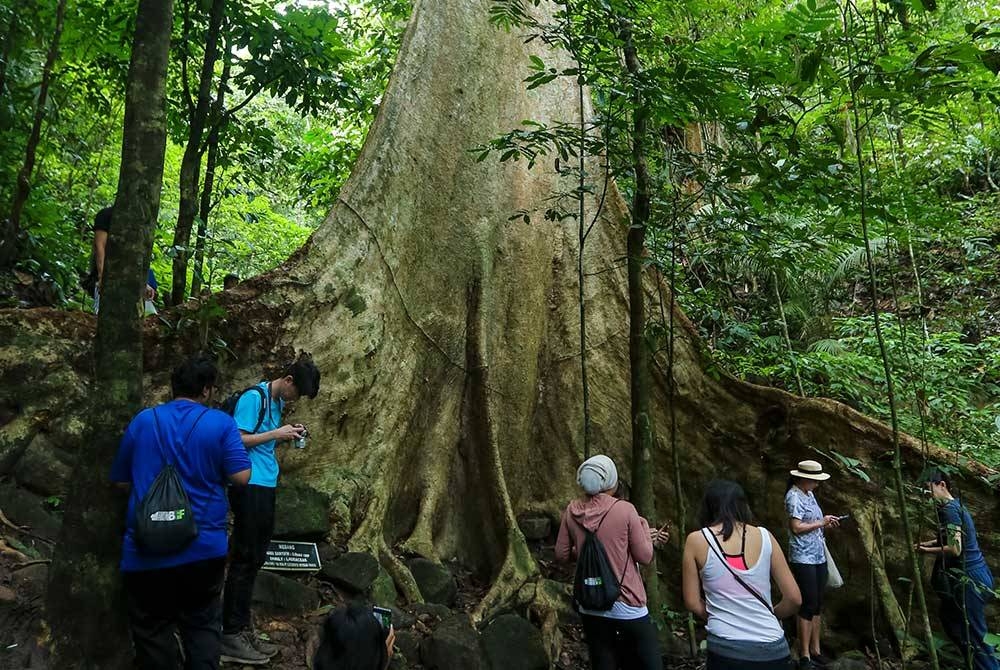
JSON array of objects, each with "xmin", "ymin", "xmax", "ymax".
[{"xmin": 262, "ymin": 540, "xmax": 321, "ymax": 571}]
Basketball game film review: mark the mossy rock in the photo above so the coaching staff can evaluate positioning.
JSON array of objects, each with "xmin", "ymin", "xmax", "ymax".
[
  {"xmin": 420, "ymin": 614, "xmax": 484, "ymax": 670},
  {"xmin": 321, "ymin": 551, "xmax": 379, "ymax": 593},
  {"xmin": 481, "ymin": 614, "xmax": 548, "ymax": 670},
  {"xmin": 407, "ymin": 557, "xmax": 457, "ymax": 607},
  {"xmin": 273, "ymin": 481, "xmax": 330, "ymax": 540}
]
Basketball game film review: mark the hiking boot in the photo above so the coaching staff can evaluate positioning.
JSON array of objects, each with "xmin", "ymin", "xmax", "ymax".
[
  {"xmin": 252, "ymin": 634, "xmax": 280, "ymax": 658},
  {"xmin": 220, "ymin": 631, "xmax": 269, "ymax": 665}
]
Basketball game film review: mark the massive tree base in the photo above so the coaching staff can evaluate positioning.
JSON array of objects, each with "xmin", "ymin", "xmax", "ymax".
[{"xmin": 1, "ymin": 0, "xmax": 997, "ymax": 660}]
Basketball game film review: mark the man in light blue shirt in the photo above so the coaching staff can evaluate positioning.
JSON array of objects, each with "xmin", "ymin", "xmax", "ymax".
[{"xmin": 220, "ymin": 354, "xmax": 320, "ymax": 664}]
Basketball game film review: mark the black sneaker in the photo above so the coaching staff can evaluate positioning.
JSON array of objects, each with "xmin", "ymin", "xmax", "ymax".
[
  {"xmin": 798, "ymin": 658, "xmax": 815, "ymax": 670},
  {"xmin": 811, "ymin": 653, "xmax": 832, "ymax": 667},
  {"xmin": 220, "ymin": 631, "xmax": 269, "ymax": 665}
]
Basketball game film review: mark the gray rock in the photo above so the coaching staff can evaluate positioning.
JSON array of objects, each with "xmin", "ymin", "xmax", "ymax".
[
  {"xmin": 391, "ymin": 606, "xmax": 415, "ymax": 630},
  {"xmin": 828, "ymin": 655, "xmax": 868, "ymax": 670},
  {"xmin": 0, "ymin": 481, "xmax": 61, "ymax": 541},
  {"xmin": 393, "ymin": 629, "xmax": 421, "ymax": 666},
  {"xmin": 412, "ymin": 602, "xmax": 451, "ymax": 624},
  {"xmin": 420, "ymin": 614, "xmax": 484, "ymax": 670},
  {"xmin": 321, "ymin": 551, "xmax": 380, "ymax": 593},
  {"xmin": 481, "ymin": 614, "xmax": 548, "ymax": 670},
  {"xmin": 10, "ymin": 563, "xmax": 48, "ymax": 602},
  {"xmin": 317, "ymin": 542, "xmax": 342, "ymax": 567},
  {"xmin": 407, "ymin": 558, "xmax": 457, "ymax": 607},
  {"xmin": 13, "ymin": 433, "xmax": 73, "ymax": 497},
  {"xmin": 252, "ymin": 571, "xmax": 320, "ymax": 613},
  {"xmin": 517, "ymin": 514, "xmax": 552, "ymax": 541},
  {"xmin": 273, "ymin": 482, "xmax": 330, "ymax": 540}
]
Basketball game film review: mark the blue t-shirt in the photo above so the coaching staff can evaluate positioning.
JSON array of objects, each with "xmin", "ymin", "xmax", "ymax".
[
  {"xmin": 111, "ymin": 399, "xmax": 250, "ymax": 572},
  {"xmin": 785, "ymin": 486, "xmax": 826, "ymax": 565},
  {"xmin": 234, "ymin": 382, "xmax": 284, "ymax": 488},
  {"xmin": 937, "ymin": 499, "xmax": 989, "ymax": 574}
]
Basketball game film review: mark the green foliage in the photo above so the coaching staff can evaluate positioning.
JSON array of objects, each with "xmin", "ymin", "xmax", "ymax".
[{"xmin": 1, "ymin": 0, "xmax": 409, "ymax": 304}]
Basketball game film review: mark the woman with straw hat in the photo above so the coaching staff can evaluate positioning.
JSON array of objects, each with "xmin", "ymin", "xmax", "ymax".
[{"xmin": 785, "ymin": 460, "xmax": 841, "ymax": 669}]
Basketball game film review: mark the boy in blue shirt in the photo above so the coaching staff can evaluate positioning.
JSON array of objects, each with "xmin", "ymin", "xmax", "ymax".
[
  {"xmin": 111, "ymin": 354, "xmax": 251, "ymax": 670},
  {"xmin": 220, "ymin": 353, "xmax": 320, "ymax": 664}
]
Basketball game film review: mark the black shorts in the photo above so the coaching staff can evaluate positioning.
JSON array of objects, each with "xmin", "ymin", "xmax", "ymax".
[{"xmin": 790, "ymin": 562, "xmax": 828, "ymax": 620}]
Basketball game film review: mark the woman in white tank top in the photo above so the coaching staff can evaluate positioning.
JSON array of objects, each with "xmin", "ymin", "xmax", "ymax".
[{"xmin": 682, "ymin": 480, "xmax": 802, "ymax": 670}]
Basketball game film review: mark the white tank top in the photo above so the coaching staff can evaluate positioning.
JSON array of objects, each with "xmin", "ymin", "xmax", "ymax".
[{"xmin": 700, "ymin": 526, "xmax": 785, "ymax": 643}]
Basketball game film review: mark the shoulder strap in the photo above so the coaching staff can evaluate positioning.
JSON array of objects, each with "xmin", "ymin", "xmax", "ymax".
[
  {"xmin": 594, "ymin": 499, "xmax": 621, "ymax": 532},
  {"xmin": 701, "ymin": 528, "xmax": 775, "ymax": 616},
  {"xmin": 151, "ymin": 407, "xmax": 209, "ymax": 468},
  {"xmin": 591, "ymin": 500, "xmax": 631, "ymax": 588},
  {"xmin": 252, "ymin": 385, "xmax": 268, "ymax": 433}
]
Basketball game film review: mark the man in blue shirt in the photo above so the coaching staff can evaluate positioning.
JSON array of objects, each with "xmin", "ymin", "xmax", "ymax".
[
  {"xmin": 220, "ymin": 353, "xmax": 320, "ymax": 664},
  {"xmin": 111, "ymin": 354, "xmax": 251, "ymax": 670},
  {"xmin": 919, "ymin": 469, "xmax": 998, "ymax": 670}
]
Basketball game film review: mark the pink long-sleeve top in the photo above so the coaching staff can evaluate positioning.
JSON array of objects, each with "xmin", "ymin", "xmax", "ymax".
[{"xmin": 554, "ymin": 493, "xmax": 654, "ymax": 608}]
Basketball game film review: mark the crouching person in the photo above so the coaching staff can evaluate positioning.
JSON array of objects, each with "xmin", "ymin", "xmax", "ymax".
[{"xmin": 111, "ymin": 353, "xmax": 252, "ymax": 669}]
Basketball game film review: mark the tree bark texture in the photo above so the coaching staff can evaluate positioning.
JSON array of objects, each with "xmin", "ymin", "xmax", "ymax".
[
  {"xmin": 2, "ymin": 0, "xmax": 67, "ymax": 271},
  {"xmin": 1, "ymin": 0, "xmax": 997, "ymax": 653},
  {"xmin": 45, "ymin": 0, "xmax": 175, "ymax": 666},
  {"xmin": 191, "ymin": 47, "xmax": 232, "ymax": 296},
  {"xmin": 171, "ymin": 0, "xmax": 225, "ymax": 305}
]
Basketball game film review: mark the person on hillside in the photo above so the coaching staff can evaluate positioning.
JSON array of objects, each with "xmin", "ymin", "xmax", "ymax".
[
  {"xmin": 220, "ymin": 354, "xmax": 321, "ymax": 665},
  {"xmin": 111, "ymin": 353, "xmax": 252, "ymax": 670},
  {"xmin": 85, "ymin": 206, "xmax": 159, "ymax": 314},
  {"xmin": 918, "ymin": 468, "xmax": 998, "ymax": 670},
  {"xmin": 312, "ymin": 603, "xmax": 396, "ymax": 670},
  {"xmin": 785, "ymin": 460, "xmax": 841, "ymax": 669},
  {"xmin": 223, "ymin": 273, "xmax": 239, "ymax": 291},
  {"xmin": 683, "ymin": 479, "xmax": 801, "ymax": 670},
  {"xmin": 554, "ymin": 454, "xmax": 669, "ymax": 670}
]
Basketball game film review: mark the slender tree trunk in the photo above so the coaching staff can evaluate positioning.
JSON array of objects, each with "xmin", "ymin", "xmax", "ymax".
[
  {"xmin": 170, "ymin": 0, "xmax": 225, "ymax": 304},
  {"xmin": 191, "ymin": 47, "xmax": 231, "ymax": 296},
  {"xmin": 621, "ymin": 22, "xmax": 660, "ymax": 623},
  {"xmin": 843, "ymin": 3, "xmax": 938, "ymax": 666},
  {"xmin": 577, "ymin": 74, "xmax": 593, "ymax": 458},
  {"xmin": 1, "ymin": 0, "xmax": 67, "ymax": 271},
  {"xmin": 773, "ymin": 271, "xmax": 805, "ymax": 396},
  {"xmin": 46, "ymin": 1, "xmax": 175, "ymax": 666}
]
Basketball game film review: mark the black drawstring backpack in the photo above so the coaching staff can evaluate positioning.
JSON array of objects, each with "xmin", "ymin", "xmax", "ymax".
[
  {"xmin": 133, "ymin": 408, "xmax": 207, "ymax": 555},
  {"xmin": 573, "ymin": 500, "xmax": 630, "ymax": 611}
]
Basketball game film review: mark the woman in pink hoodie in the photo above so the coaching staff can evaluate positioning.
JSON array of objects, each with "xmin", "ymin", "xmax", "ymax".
[{"xmin": 555, "ymin": 455, "xmax": 668, "ymax": 670}]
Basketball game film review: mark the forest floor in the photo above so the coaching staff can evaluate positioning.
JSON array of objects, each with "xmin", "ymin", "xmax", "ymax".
[{"xmin": 0, "ymin": 510, "xmax": 914, "ymax": 670}]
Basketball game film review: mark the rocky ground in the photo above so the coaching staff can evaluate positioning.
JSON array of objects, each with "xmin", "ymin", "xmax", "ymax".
[{"xmin": 0, "ymin": 469, "xmax": 917, "ymax": 669}]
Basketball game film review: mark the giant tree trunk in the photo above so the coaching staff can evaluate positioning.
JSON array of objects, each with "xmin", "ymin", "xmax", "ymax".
[
  {"xmin": 45, "ymin": 0, "xmax": 175, "ymax": 666},
  {"xmin": 1, "ymin": 0, "xmax": 997, "ymax": 657},
  {"xmin": 170, "ymin": 0, "xmax": 225, "ymax": 304},
  {"xmin": 1, "ymin": 0, "xmax": 67, "ymax": 272}
]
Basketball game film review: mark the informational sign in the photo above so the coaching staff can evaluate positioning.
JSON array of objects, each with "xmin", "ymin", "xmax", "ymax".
[{"xmin": 262, "ymin": 540, "xmax": 321, "ymax": 571}]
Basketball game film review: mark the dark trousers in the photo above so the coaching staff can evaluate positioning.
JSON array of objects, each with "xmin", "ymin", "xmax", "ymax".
[
  {"xmin": 222, "ymin": 484, "xmax": 276, "ymax": 634},
  {"xmin": 937, "ymin": 566, "xmax": 999, "ymax": 670},
  {"xmin": 707, "ymin": 651, "xmax": 791, "ymax": 669},
  {"xmin": 123, "ymin": 557, "xmax": 227, "ymax": 670},
  {"xmin": 580, "ymin": 613, "xmax": 662, "ymax": 670},
  {"xmin": 790, "ymin": 562, "xmax": 828, "ymax": 620}
]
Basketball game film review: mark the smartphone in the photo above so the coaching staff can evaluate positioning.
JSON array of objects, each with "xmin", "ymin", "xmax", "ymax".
[
  {"xmin": 373, "ymin": 605, "xmax": 392, "ymax": 629},
  {"xmin": 836, "ymin": 514, "xmax": 851, "ymax": 521}
]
